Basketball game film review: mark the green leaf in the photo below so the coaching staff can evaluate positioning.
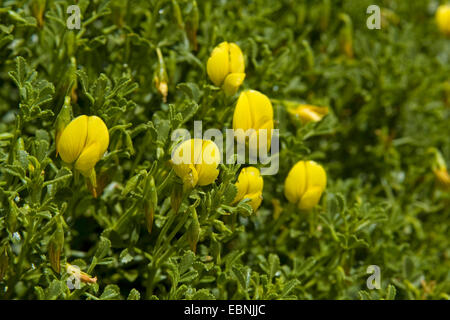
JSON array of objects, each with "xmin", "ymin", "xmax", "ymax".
[
  {"xmin": 386, "ymin": 285, "xmax": 396, "ymax": 300},
  {"xmin": 95, "ymin": 236, "xmax": 111, "ymax": 260},
  {"xmin": 268, "ymin": 254, "xmax": 280, "ymax": 280},
  {"xmin": 100, "ymin": 284, "xmax": 121, "ymax": 300},
  {"xmin": 177, "ymin": 82, "xmax": 200, "ymax": 102},
  {"xmin": 121, "ymin": 173, "xmax": 143, "ymax": 197},
  {"xmin": 358, "ymin": 290, "xmax": 373, "ymax": 300},
  {"xmin": 8, "ymin": 56, "xmax": 34, "ymax": 89},
  {"xmin": 43, "ymin": 167, "xmax": 72, "ymax": 188},
  {"xmin": 224, "ymin": 250, "xmax": 245, "ymax": 271},
  {"xmin": 236, "ymin": 202, "xmax": 253, "ymax": 217},
  {"xmin": 34, "ymin": 286, "xmax": 45, "ymax": 300},
  {"xmin": 403, "ymin": 256, "xmax": 414, "ymax": 279},
  {"xmin": 179, "ymin": 101, "xmax": 200, "ymax": 125},
  {"xmin": 127, "ymin": 289, "xmax": 141, "ymax": 300},
  {"xmin": 293, "ymin": 257, "xmax": 316, "ymax": 277},
  {"xmin": 76, "ymin": 70, "xmax": 95, "ymax": 105},
  {"xmin": 46, "ymin": 280, "xmax": 63, "ymax": 300},
  {"xmin": 281, "ymin": 279, "xmax": 300, "ymax": 298},
  {"xmin": 232, "ymin": 265, "xmax": 251, "ymax": 291},
  {"xmin": 119, "ymin": 249, "xmax": 134, "ymax": 264},
  {"xmin": 179, "ymin": 270, "xmax": 198, "ymax": 283},
  {"xmin": 223, "ymin": 183, "xmax": 238, "ymax": 205},
  {"xmin": 179, "ymin": 250, "xmax": 195, "ymax": 274},
  {"xmin": 191, "ymin": 289, "xmax": 215, "ymax": 300},
  {"xmin": 174, "ymin": 285, "xmax": 189, "ymax": 299}
]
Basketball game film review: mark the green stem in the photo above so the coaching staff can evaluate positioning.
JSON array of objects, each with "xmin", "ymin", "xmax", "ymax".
[
  {"xmin": 146, "ymin": 261, "xmax": 158, "ymax": 298},
  {"xmin": 111, "ymin": 202, "xmax": 138, "ymax": 231},
  {"xmin": 153, "ymin": 208, "xmax": 177, "ymax": 254},
  {"xmin": 6, "ymin": 211, "xmax": 37, "ymax": 299},
  {"xmin": 309, "ymin": 209, "xmax": 315, "ymax": 236},
  {"xmin": 146, "ymin": 233, "xmax": 187, "ymax": 299}
]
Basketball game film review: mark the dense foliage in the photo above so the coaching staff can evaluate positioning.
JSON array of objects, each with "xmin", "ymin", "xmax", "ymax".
[{"xmin": 0, "ymin": 0, "xmax": 449, "ymax": 300}]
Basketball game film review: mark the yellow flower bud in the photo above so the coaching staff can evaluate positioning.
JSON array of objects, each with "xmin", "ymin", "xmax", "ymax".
[
  {"xmin": 339, "ymin": 13, "xmax": 354, "ymax": 59},
  {"xmin": 48, "ymin": 222, "xmax": 64, "ymax": 273},
  {"xmin": 232, "ymin": 166, "xmax": 264, "ymax": 212},
  {"xmin": 287, "ymin": 104, "xmax": 329, "ymax": 124},
  {"xmin": 436, "ymin": 4, "xmax": 450, "ymax": 37},
  {"xmin": 284, "ymin": 160, "xmax": 327, "ymax": 210},
  {"xmin": 232, "ymin": 90, "xmax": 274, "ymax": 151},
  {"xmin": 57, "ymin": 115, "xmax": 109, "ymax": 176},
  {"xmin": 433, "ymin": 168, "xmax": 450, "ymax": 191},
  {"xmin": 207, "ymin": 41, "xmax": 245, "ymax": 96},
  {"xmin": 430, "ymin": 147, "xmax": 450, "ymax": 191},
  {"xmin": 154, "ymin": 47, "xmax": 169, "ymax": 102},
  {"xmin": 171, "ymin": 139, "xmax": 220, "ymax": 188}
]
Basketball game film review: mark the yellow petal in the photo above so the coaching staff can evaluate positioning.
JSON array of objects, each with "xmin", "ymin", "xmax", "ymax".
[
  {"xmin": 284, "ymin": 161, "xmax": 307, "ymax": 204},
  {"xmin": 172, "ymin": 161, "xmax": 189, "ymax": 180},
  {"xmin": 200, "ymin": 140, "xmax": 221, "ymax": 165},
  {"xmin": 244, "ymin": 191, "xmax": 263, "ymax": 212},
  {"xmin": 298, "ymin": 186, "xmax": 324, "ymax": 210},
  {"xmin": 233, "ymin": 169, "xmax": 250, "ymax": 203},
  {"xmin": 184, "ymin": 164, "xmax": 199, "ymax": 188},
  {"xmin": 223, "ymin": 73, "xmax": 245, "ymax": 96},
  {"xmin": 305, "ymin": 160, "xmax": 327, "ymax": 190},
  {"xmin": 58, "ymin": 115, "xmax": 88, "ymax": 164},
  {"xmin": 291, "ymin": 105, "xmax": 329, "ymax": 123},
  {"xmin": 233, "ymin": 90, "xmax": 274, "ymax": 150},
  {"xmin": 74, "ymin": 142, "xmax": 101, "ymax": 175},
  {"xmin": 172, "ymin": 139, "xmax": 201, "ymax": 187},
  {"xmin": 233, "ymin": 168, "xmax": 263, "ymax": 211},
  {"xmin": 233, "ymin": 91, "xmax": 252, "ymax": 131},
  {"xmin": 196, "ymin": 140, "xmax": 220, "ymax": 186},
  {"xmin": 172, "ymin": 139, "xmax": 220, "ymax": 187},
  {"xmin": 256, "ymin": 118, "xmax": 274, "ymax": 151},
  {"xmin": 228, "ymin": 43, "xmax": 245, "ymax": 73},
  {"xmin": 233, "ymin": 166, "xmax": 263, "ymax": 204},
  {"xmin": 196, "ymin": 166, "xmax": 219, "ymax": 186},
  {"xmin": 206, "ymin": 42, "xmax": 230, "ymax": 86},
  {"xmin": 246, "ymin": 90, "xmax": 274, "ymax": 129},
  {"xmin": 240, "ymin": 90, "xmax": 274, "ymax": 153},
  {"xmin": 244, "ymin": 167, "xmax": 263, "ymax": 194},
  {"xmin": 436, "ymin": 5, "xmax": 450, "ymax": 36},
  {"xmin": 192, "ymin": 138, "xmax": 206, "ymax": 165},
  {"xmin": 86, "ymin": 116, "xmax": 109, "ymax": 160},
  {"xmin": 173, "ymin": 139, "xmax": 193, "ymax": 165},
  {"xmin": 297, "ymin": 108, "xmax": 322, "ymax": 122},
  {"xmin": 173, "ymin": 162, "xmax": 198, "ymax": 187}
]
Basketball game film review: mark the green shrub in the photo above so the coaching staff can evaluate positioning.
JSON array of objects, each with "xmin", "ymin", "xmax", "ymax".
[{"xmin": 0, "ymin": 0, "xmax": 449, "ymax": 300}]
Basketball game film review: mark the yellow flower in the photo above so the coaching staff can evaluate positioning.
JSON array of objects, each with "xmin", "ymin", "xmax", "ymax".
[
  {"xmin": 57, "ymin": 115, "xmax": 109, "ymax": 176},
  {"xmin": 287, "ymin": 104, "xmax": 329, "ymax": 124},
  {"xmin": 232, "ymin": 166, "xmax": 263, "ymax": 212},
  {"xmin": 207, "ymin": 42, "xmax": 245, "ymax": 96},
  {"xmin": 171, "ymin": 139, "xmax": 220, "ymax": 188},
  {"xmin": 284, "ymin": 160, "xmax": 327, "ymax": 210},
  {"xmin": 436, "ymin": 4, "xmax": 450, "ymax": 36},
  {"xmin": 232, "ymin": 90, "xmax": 274, "ymax": 152}
]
